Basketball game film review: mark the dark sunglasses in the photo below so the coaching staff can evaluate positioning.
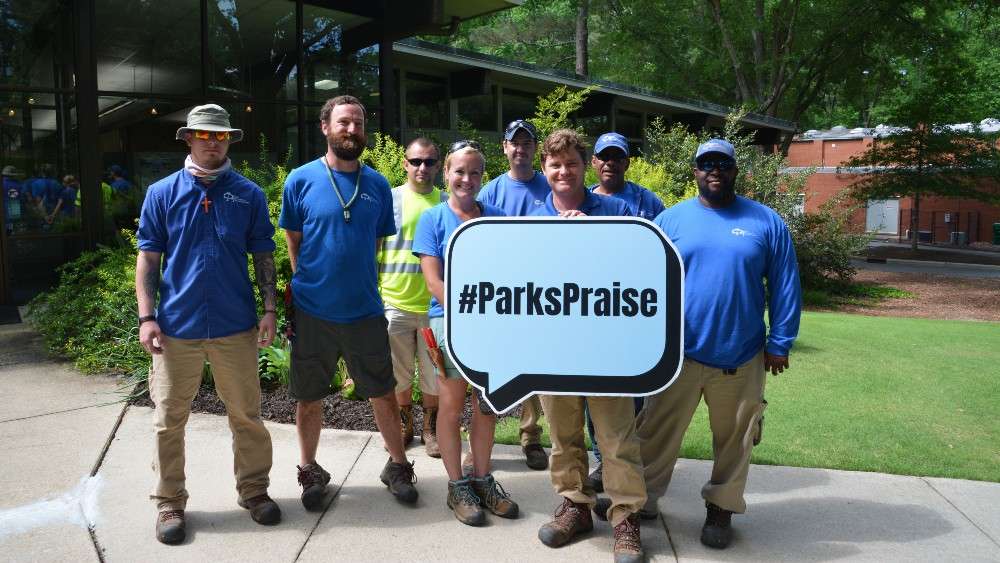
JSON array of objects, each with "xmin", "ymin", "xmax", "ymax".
[
  {"xmin": 406, "ymin": 157, "xmax": 438, "ymax": 167},
  {"xmin": 504, "ymin": 119, "xmax": 537, "ymax": 135},
  {"xmin": 449, "ymin": 140, "xmax": 482, "ymax": 153},
  {"xmin": 595, "ymin": 150, "xmax": 627, "ymax": 162},
  {"xmin": 695, "ymin": 158, "xmax": 736, "ymax": 172}
]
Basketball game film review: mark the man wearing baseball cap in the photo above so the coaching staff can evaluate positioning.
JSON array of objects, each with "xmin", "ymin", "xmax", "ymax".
[
  {"xmin": 590, "ymin": 132, "xmax": 665, "ymax": 220},
  {"xmin": 136, "ymin": 103, "xmax": 281, "ymax": 544},
  {"xmin": 476, "ymin": 118, "xmax": 551, "ymax": 470},
  {"xmin": 630, "ymin": 138, "xmax": 801, "ymax": 549}
]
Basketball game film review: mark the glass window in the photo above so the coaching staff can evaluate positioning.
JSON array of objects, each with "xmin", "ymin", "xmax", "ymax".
[
  {"xmin": 404, "ymin": 72, "xmax": 448, "ymax": 131},
  {"xmin": 208, "ymin": 0, "xmax": 297, "ymax": 101},
  {"xmin": 222, "ymin": 102, "xmax": 299, "ymax": 168},
  {"xmin": 301, "ymin": 5, "xmax": 378, "ymax": 109},
  {"xmin": 501, "ymin": 89, "xmax": 537, "ymax": 127},
  {"xmin": 574, "ymin": 114, "xmax": 608, "ymax": 139},
  {"xmin": 616, "ymin": 110, "xmax": 642, "ymax": 140},
  {"xmin": 0, "ymin": 0, "xmax": 74, "ymax": 89},
  {"xmin": 456, "ymin": 88, "xmax": 496, "ymax": 132},
  {"xmin": 95, "ymin": 0, "xmax": 201, "ymax": 96}
]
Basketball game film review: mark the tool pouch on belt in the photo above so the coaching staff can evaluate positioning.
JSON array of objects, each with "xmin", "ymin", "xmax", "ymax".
[{"xmin": 420, "ymin": 327, "xmax": 448, "ymax": 379}]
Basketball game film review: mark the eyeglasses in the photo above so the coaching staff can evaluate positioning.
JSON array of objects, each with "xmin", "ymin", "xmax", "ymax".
[
  {"xmin": 695, "ymin": 158, "xmax": 736, "ymax": 172},
  {"xmin": 406, "ymin": 158, "xmax": 439, "ymax": 168},
  {"xmin": 193, "ymin": 130, "xmax": 231, "ymax": 141},
  {"xmin": 449, "ymin": 140, "xmax": 482, "ymax": 153}
]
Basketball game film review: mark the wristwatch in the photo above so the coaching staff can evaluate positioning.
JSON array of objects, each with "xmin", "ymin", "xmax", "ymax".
[{"xmin": 138, "ymin": 314, "xmax": 156, "ymax": 327}]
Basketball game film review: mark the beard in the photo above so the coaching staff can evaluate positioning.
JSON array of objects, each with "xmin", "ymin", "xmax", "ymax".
[
  {"xmin": 328, "ymin": 131, "xmax": 366, "ymax": 161},
  {"xmin": 698, "ymin": 176, "xmax": 736, "ymax": 204}
]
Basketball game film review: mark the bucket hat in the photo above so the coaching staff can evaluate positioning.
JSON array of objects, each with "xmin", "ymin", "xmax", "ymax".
[{"xmin": 175, "ymin": 104, "xmax": 243, "ymax": 143}]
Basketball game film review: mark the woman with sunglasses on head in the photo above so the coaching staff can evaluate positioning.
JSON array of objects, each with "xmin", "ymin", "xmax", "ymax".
[{"xmin": 412, "ymin": 141, "xmax": 519, "ymax": 527}]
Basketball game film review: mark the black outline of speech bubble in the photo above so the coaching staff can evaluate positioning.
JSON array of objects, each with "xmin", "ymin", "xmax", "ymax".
[{"xmin": 445, "ymin": 217, "xmax": 684, "ymax": 414}]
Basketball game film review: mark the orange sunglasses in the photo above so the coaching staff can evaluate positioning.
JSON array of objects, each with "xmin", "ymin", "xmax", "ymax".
[{"xmin": 193, "ymin": 130, "xmax": 231, "ymax": 141}]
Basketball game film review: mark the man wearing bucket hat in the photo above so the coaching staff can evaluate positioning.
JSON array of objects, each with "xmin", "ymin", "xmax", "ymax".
[
  {"xmin": 618, "ymin": 138, "xmax": 800, "ymax": 549},
  {"xmin": 136, "ymin": 103, "xmax": 281, "ymax": 545},
  {"xmin": 476, "ymin": 118, "xmax": 551, "ymax": 471}
]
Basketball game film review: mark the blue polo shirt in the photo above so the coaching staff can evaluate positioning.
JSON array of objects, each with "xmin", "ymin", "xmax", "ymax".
[
  {"xmin": 111, "ymin": 177, "xmax": 133, "ymax": 193},
  {"xmin": 530, "ymin": 189, "xmax": 631, "ymax": 217},
  {"xmin": 279, "ymin": 158, "xmax": 396, "ymax": 323},
  {"xmin": 589, "ymin": 181, "xmax": 665, "ymax": 220},
  {"xmin": 477, "ymin": 171, "xmax": 550, "ymax": 216},
  {"xmin": 412, "ymin": 202, "xmax": 507, "ymax": 318},
  {"xmin": 137, "ymin": 169, "xmax": 276, "ymax": 340},
  {"xmin": 654, "ymin": 196, "xmax": 801, "ymax": 368}
]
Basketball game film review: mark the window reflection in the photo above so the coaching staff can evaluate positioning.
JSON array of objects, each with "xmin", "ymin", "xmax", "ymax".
[
  {"xmin": 0, "ymin": 0, "xmax": 74, "ymax": 89},
  {"xmin": 208, "ymin": 0, "xmax": 297, "ymax": 100},
  {"xmin": 405, "ymin": 73, "xmax": 448, "ymax": 131}
]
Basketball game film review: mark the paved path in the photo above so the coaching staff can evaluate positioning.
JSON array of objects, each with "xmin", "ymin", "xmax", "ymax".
[
  {"xmin": 2, "ymin": 321, "xmax": 999, "ymax": 562},
  {"xmin": 852, "ymin": 258, "xmax": 1000, "ymax": 279}
]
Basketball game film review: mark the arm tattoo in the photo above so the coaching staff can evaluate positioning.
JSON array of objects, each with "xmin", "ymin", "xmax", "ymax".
[
  {"xmin": 143, "ymin": 264, "xmax": 160, "ymax": 306},
  {"xmin": 253, "ymin": 252, "xmax": 277, "ymax": 310}
]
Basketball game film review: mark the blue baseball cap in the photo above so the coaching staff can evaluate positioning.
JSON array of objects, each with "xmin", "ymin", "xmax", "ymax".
[
  {"xmin": 594, "ymin": 132, "xmax": 629, "ymax": 156},
  {"xmin": 695, "ymin": 138, "xmax": 736, "ymax": 161}
]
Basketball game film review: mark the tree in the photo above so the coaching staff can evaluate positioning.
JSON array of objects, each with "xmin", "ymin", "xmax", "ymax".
[{"xmin": 575, "ymin": 0, "xmax": 589, "ymax": 77}]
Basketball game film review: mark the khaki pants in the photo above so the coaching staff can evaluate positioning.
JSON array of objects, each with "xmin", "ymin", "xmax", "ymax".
[
  {"xmin": 519, "ymin": 396, "xmax": 543, "ymax": 447},
  {"xmin": 385, "ymin": 304, "xmax": 438, "ymax": 396},
  {"xmin": 541, "ymin": 395, "xmax": 646, "ymax": 526},
  {"xmin": 149, "ymin": 328, "xmax": 272, "ymax": 510},
  {"xmin": 637, "ymin": 351, "xmax": 766, "ymax": 514}
]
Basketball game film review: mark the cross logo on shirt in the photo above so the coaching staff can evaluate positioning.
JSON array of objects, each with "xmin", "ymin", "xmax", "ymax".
[{"xmin": 201, "ymin": 197, "xmax": 212, "ymax": 213}]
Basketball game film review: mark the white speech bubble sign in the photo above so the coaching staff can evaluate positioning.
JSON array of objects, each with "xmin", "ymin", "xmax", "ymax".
[{"xmin": 445, "ymin": 217, "xmax": 684, "ymax": 414}]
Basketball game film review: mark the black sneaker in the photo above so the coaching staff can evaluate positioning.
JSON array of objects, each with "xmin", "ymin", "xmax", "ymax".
[
  {"xmin": 380, "ymin": 458, "xmax": 419, "ymax": 504},
  {"xmin": 586, "ymin": 462, "xmax": 604, "ymax": 493},
  {"xmin": 297, "ymin": 462, "xmax": 331, "ymax": 511},
  {"xmin": 700, "ymin": 502, "xmax": 733, "ymax": 549},
  {"xmin": 522, "ymin": 443, "xmax": 548, "ymax": 470}
]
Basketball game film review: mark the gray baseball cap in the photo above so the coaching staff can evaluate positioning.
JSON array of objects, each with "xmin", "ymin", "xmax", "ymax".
[{"xmin": 175, "ymin": 104, "xmax": 243, "ymax": 143}]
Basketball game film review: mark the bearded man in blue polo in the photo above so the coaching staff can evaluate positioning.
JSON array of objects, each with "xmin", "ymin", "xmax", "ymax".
[{"xmin": 136, "ymin": 103, "xmax": 282, "ymax": 545}]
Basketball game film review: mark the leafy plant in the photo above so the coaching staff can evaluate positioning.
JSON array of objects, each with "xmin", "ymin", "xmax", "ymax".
[
  {"xmin": 258, "ymin": 339, "xmax": 291, "ymax": 387},
  {"xmin": 362, "ymin": 132, "xmax": 408, "ymax": 188}
]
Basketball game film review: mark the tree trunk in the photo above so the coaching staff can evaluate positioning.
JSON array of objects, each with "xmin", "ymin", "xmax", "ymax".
[
  {"xmin": 911, "ymin": 193, "xmax": 920, "ymax": 251},
  {"xmin": 575, "ymin": 0, "xmax": 589, "ymax": 77}
]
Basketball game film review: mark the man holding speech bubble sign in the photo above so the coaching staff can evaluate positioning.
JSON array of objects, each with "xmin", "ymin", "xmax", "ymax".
[
  {"xmin": 629, "ymin": 138, "xmax": 801, "ymax": 550},
  {"xmin": 525, "ymin": 129, "xmax": 647, "ymax": 563},
  {"xmin": 477, "ymin": 118, "xmax": 551, "ymax": 471}
]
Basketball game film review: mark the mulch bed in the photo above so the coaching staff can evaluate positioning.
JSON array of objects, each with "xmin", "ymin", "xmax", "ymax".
[{"xmin": 132, "ymin": 385, "xmax": 522, "ymax": 434}]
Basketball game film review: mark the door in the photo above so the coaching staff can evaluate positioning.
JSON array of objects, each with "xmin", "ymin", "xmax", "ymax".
[{"xmin": 866, "ymin": 199, "xmax": 900, "ymax": 234}]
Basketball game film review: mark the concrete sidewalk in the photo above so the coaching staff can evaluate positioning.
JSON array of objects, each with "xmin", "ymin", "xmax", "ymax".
[{"xmin": 2, "ymin": 322, "xmax": 998, "ymax": 562}]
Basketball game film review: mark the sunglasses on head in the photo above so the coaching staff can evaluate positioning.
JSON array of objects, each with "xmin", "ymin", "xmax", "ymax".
[
  {"xmin": 696, "ymin": 158, "xmax": 736, "ymax": 172},
  {"xmin": 193, "ymin": 130, "xmax": 231, "ymax": 141},
  {"xmin": 406, "ymin": 157, "xmax": 438, "ymax": 167},
  {"xmin": 449, "ymin": 140, "xmax": 482, "ymax": 153}
]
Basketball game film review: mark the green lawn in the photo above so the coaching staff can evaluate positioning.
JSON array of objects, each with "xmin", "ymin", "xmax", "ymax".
[{"xmin": 495, "ymin": 312, "xmax": 1000, "ymax": 482}]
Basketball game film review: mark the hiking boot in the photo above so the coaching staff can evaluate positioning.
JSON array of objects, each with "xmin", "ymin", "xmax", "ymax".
[
  {"xmin": 297, "ymin": 462, "xmax": 331, "ymax": 511},
  {"xmin": 586, "ymin": 462, "xmax": 604, "ymax": 493},
  {"xmin": 400, "ymin": 405, "xmax": 415, "ymax": 445},
  {"xmin": 613, "ymin": 514, "xmax": 644, "ymax": 563},
  {"xmin": 422, "ymin": 406, "xmax": 440, "ymax": 458},
  {"xmin": 593, "ymin": 498, "xmax": 658, "ymax": 522},
  {"xmin": 523, "ymin": 443, "xmax": 548, "ymax": 470},
  {"xmin": 237, "ymin": 493, "xmax": 281, "ymax": 525},
  {"xmin": 380, "ymin": 458, "xmax": 419, "ymax": 503},
  {"xmin": 538, "ymin": 498, "xmax": 593, "ymax": 547},
  {"xmin": 155, "ymin": 509, "xmax": 185, "ymax": 545},
  {"xmin": 700, "ymin": 502, "xmax": 733, "ymax": 549},
  {"xmin": 447, "ymin": 478, "xmax": 486, "ymax": 526},
  {"xmin": 462, "ymin": 450, "xmax": 474, "ymax": 477},
  {"xmin": 471, "ymin": 473, "xmax": 519, "ymax": 519}
]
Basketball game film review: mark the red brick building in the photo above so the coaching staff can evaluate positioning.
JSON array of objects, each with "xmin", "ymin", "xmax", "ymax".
[{"xmin": 786, "ymin": 121, "xmax": 1000, "ymax": 244}]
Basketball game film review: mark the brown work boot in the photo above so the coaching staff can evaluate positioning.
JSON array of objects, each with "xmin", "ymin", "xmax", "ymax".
[
  {"xmin": 523, "ymin": 443, "xmax": 548, "ymax": 470},
  {"xmin": 422, "ymin": 406, "xmax": 440, "ymax": 458},
  {"xmin": 446, "ymin": 478, "xmax": 486, "ymax": 526},
  {"xmin": 155, "ymin": 509, "xmax": 185, "ymax": 545},
  {"xmin": 613, "ymin": 514, "xmax": 644, "ymax": 563},
  {"xmin": 297, "ymin": 462, "xmax": 331, "ymax": 511},
  {"xmin": 380, "ymin": 458, "xmax": 419, "ymax": 503},
  {"xmin": 237, "ymin": 493, "xmax": 282, "ymax": 525},
  {"xmin": 538, "ymin": 498, "xmax": 593, "ymax": 547},
  {"xmin": 701, "ymin": 502, "xmax": 733, "ymax": 549},
  {"xmin": 471, "ymin": 473, "xmax": 519, "ymax": 519},
  {"xmin": 400, "ymin": 405, "xmax": 415, "ymax": 445}
]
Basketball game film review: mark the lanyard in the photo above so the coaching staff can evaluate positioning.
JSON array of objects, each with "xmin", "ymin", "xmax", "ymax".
[{"xmin": 322, "ymin": 157, "xmax": 362, "ymax": 223}]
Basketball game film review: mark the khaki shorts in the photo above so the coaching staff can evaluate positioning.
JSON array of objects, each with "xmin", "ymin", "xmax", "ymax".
[
  {"xmin": 289, "ymin": 309, "xmax": 395, "ymax": 401},
  {"xmin": 385, "ymin": 304, "xmax": 438, "ymax": 395}
]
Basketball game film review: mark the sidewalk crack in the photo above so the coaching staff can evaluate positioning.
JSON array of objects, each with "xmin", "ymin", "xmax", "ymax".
[
  {"xmin": 293, "ymin": 434, "xmax": 373, "ymax": 563},
  {"xmin": 659, "ymin": 511, "xmax": 680, "ymax": 562},
  {"xmin": 920, "ymin": 477, "xmax": 1000, "ymax": 549}
]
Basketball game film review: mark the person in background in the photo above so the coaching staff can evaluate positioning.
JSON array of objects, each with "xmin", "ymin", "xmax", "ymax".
[
  {"xmin": 2, "ymin": 165, "xmax": 23, "ymax": 234},
  {"xmin": 46, "ymin": 175, "xmax": 79, "ymax": 223}
]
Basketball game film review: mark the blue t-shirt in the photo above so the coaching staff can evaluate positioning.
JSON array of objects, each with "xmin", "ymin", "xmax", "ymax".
[
  {"xmin": 588, "ymin": 181, "xmax": 665, "ymax": 220},
  {"xmin": 28, "ymin": 178, "xmax": 61, "ymax": 210},
  {"xmin": 137, "ymin": 169, "xmax": 276, "ymax": 339},
  {"xmin": 654, "ymin": 196, "xmax": 801, "ymax": 368},
  {"xmin": 279, "ymin": 158, "xmax": 396, "ymax": 323},
  {"xmin": 412, "ymin": 202, "xmax": 507, "ymax": 318},
  {"xmin": 477, "ymin": 171, "xmax": 550, "ymax": 216},
  {"xmin": 530, "ymin": 189, "xmax": 631, "ymax": 217},
  {"xmin": 111, "ymin": 177, "xmax": 132, "ymax": 193},
  {"xmin": 58, "ymin": 187, "xmax": 77, "ymax": 215}
]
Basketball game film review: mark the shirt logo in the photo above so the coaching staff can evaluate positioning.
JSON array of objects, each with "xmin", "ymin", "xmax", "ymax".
[
  {"xmin": 731, "ymin": 227, "xmax": 753, "ymax": 237},
  {"xmin": 533, "ymin": 199, "xmax": 544, "ymax": 206},
  {"xmin": 360, "ymin": 193, "xmax": 376, "ymax": 203},
  {"xmin": 223, "ymin": 191, "xmax": 249, "ymax": 205}
]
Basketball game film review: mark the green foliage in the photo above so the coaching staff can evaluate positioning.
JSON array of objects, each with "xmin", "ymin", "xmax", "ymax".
[
  {"xmin": 362, "ymin": 132, "xmax": 408, "ymax": 188},
  {"xmin": 531, "ymin": 85, "xmax": 594, "ymax": 140},
  {"xmin": 258, "ymin": 340, "xmax": 291, "ymax": 387},
  {"xmin": 793, "ymin": 197, "xmax": 871, "ymax": 289}
]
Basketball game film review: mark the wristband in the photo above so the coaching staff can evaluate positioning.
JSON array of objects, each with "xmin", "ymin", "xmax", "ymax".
[
  {"xmin": 138, "ymin": 315, "xmax": 156, "ymax": 327},
  {"xmin": 263, "ymin": 309, "xmax": 277, "ymax": 315}
]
